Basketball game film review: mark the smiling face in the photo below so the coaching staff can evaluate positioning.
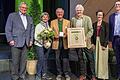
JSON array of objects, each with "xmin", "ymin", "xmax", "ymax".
[
  {"xmin": 19, "ymin": 3, "xmax": 27, "ymax": 14},
  {"xmin": 97, "ymin": 12, "xmax": 104, "ymax": 21},
  {"xmin": 115, "ymin": 1, "xmax": 120, "ymax": 12},
  {"xmin": 56, "ymin": 8, "xmax": 64, "ymax": 19},
  {"xmin": 42, "ymin": 15, "xmax": 49, "ymax": 23},
  {"xmin": 75, "ymin": 4, "xmax": 84, "ymax": 17}
]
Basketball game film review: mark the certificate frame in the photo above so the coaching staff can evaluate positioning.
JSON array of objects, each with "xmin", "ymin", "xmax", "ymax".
[{"xmin": 67, "ymin": 28, "xmax": 86, "ymax": 48}]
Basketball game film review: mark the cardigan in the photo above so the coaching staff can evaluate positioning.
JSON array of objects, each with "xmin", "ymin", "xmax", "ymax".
[{"xmin": 91, "ymin": 21, "xmax": 109, "ymax": 47}]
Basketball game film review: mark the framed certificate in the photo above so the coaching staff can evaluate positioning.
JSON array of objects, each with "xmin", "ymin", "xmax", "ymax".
[{"xmin": 67, "ymin": 28, "xmax": 86, "ymax": 48}]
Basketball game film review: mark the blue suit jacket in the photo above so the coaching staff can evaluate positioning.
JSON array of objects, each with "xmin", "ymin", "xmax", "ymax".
[
  {"xmin": 5, "ymin": 12, "xmax": 34, "ymax": 47},
  {"xmin": 109, "ymin": 13, "xmax": 115, "ymax": 43}
]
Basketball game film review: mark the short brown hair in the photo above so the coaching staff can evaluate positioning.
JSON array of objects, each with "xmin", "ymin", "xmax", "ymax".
[{"xmin": 96, "ymin": 9, "xmax": 104, "ymax": 17}]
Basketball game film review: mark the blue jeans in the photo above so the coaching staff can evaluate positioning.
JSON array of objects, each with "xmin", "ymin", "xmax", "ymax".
[{"xmin": 36, "ymin": 46, "xmax": 48, "ymax": 77}]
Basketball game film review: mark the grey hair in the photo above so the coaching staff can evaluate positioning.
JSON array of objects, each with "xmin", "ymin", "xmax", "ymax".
[
  {"xmin": 18, "ymin": 2, "xmax": 27, "ymax": 9},
  {"xmin": 75, "ymin": 4, "xmax": 84, "ymax": 11},
  {"xmin": 40, "ymin": 12, "xmax": 50, "ymax": 20},
  {"xmin": 56, "ymin": 8, "xmax": 64, "ymax": 13}
]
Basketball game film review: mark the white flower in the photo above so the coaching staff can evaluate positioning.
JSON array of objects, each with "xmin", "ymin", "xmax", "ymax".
[
  {"xmin": 48, "ymin": 28, "xmax": 52, "ymax": 31},
  {"xmin": 44, "ymin": 41, "xmax": 51, "ymax": 49}
]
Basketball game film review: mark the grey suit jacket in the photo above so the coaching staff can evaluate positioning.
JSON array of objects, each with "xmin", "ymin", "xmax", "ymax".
[{"xmin": 5, "ymin": 12, "xmax": 34, "ymax": 47}]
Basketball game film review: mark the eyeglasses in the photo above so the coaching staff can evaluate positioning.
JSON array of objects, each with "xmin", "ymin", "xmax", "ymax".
[
  {"xmin": 20, "ymin": 7, "xmax": 27, "ymax": 9},
  {"xmin": 115, "ymin": 4, "xmax": 120, "ymax": 5}
]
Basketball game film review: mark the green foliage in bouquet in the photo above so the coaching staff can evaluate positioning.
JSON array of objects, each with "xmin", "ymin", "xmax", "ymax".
[
  {"xmin": 27, "ymin": 47, "xmax": 37, "ymax": 60},
  {"xmin": 37, "ymin": 28, "xmax": 55, "ymax": 42}
]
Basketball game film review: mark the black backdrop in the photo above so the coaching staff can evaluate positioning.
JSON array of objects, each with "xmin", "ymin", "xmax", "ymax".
[
  {"xmin": 43, "ymin": 0, "xmax": 70, "ymax": 20},
  {"xmin": 0, "ymin": 0, "xmax": 15, "ymax": 43},
  {"xmin": 0, "ymin": 0, "xmax": 15, "ymax": 33}
]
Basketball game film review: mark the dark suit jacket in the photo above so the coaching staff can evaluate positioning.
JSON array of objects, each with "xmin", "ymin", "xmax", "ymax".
[
  {"xmin": 91, "ymin": 21, "xmax": 109, "ymax": 47},
  {"xmin": 5, "ymin": 12, "xmax": 34, "ymax": 47},
  {"xmin": 109, "ymin": 13, "xmax": 115, "ymax": 43}
]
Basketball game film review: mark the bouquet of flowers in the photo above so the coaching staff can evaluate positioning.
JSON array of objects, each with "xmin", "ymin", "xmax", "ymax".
[{"xmin": 37, "ymin": 28, "xmax": 55, "ymax": 48}]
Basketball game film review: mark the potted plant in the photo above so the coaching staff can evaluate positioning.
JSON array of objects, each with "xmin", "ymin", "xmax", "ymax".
[
  {"xmin": 26, "ymin": 47, "xmax": 37, "ymax": 75},
  {"xmin": 26, "ymin": 0, "xmax": 41, "ymax": 75}
]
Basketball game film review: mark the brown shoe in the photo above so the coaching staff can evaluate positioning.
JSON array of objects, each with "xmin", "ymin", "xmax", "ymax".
[{"xmin": 79, "ymin": 75, "xmax": 86, "ymax": 80}]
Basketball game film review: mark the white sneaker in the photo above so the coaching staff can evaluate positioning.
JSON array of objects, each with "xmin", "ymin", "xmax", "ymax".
[
  {"xmin": 56, "ymin": 75, "xmax": 62, "ymax": 80},
  {"xmin": 65, "ymin": 75, "xmax": 71, "ymax": 80}
]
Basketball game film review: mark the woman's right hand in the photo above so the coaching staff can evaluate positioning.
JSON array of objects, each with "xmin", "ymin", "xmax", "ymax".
[{"xmin": 91, "ymin": 44, "xmax": 95, "ymax": 50}]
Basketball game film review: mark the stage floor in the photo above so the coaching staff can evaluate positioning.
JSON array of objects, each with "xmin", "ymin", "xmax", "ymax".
[
  {"xmin": 0, "ymin": 71, "xmax": 79, "ymax": 80},
  {"xmin": 0, "ymin": 71, "xmax": 118, "ymax": 80}
]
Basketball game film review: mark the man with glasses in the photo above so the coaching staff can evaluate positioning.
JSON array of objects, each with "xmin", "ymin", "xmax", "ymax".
[
  {"xmin": 5, "ymin": 2, "xmax": 34, "ymax": 80},
  {"xmin": 109, "ymin": 0, "xmax": 120, "ymax": 79},
  {"xmin": 50, "ymin": 8, "xmax": 71, "ymax": 80}
]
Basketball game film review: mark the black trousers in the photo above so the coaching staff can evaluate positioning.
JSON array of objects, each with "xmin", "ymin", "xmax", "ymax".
[
  {"xmin": 11, "ymin": 45, "xmax": 27, "ymax": 80},
  {"xmin": 76, "ymin": 48, "xmax": 95, "ymax": 77},
  {"xmin": 55, "ymin": 37, "xmax": 71, "ymax": 75}
]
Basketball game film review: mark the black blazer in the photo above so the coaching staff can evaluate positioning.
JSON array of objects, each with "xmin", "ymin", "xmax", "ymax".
[{"xmin": 91, "ymin": 21, "xmax": 109, "ymax": 47}]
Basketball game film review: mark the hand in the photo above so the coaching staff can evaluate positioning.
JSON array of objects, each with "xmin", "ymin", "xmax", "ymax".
[
  {"xmin": 63, "ymin": 33, "xmax": 67, "ymax": 38},
  {"xmin": 55, "ymin": 35, "xmax": 59, "ymax": 39},
  {"xmin": 29, "ymin": 41, "xmax": 33, "ymax": 47},
  {"xmin": 85, "ymin": 37, "xmax": 90, "ymax": 43},
  {"xmin": 9, "ymin": 40, "xmax": 15, "ymax": 46},
  {"xmin": 91, "ymin": 44, "xmax": 95, "ymax": 49},
  {"xmin": 101, "ymin": 46, "xmax": 106, "ymax": 50}
]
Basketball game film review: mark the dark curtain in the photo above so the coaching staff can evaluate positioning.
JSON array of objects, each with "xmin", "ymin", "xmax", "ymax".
[
  {"xmin": 43, "ymin": 0, "xmax": 70, "ymax": 21},
  {"xmin": 0, "ymin": 0, "xmax": 15, "ymax": 43},
  {"xmin": 0, "ymin": 0, "xmax": 5, "ymax": 33}
]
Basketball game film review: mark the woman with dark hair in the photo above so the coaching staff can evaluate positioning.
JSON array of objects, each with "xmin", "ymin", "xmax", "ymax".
[{"xmin": 91, "ymin": 10, "xmax": 109, "ymax": 79}]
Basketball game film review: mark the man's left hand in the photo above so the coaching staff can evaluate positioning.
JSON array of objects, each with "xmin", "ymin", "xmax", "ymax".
[{"xmin": 29, "ymin": 41, "xmax": 33, "ymax": 47}]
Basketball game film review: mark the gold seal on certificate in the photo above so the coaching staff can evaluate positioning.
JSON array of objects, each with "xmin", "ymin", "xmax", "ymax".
[{"xmin": 67, "ymin": 28, "xmax": 86, "ymax": 48}]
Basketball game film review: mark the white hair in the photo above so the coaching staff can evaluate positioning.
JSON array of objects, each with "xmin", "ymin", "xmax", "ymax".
[
  {"xmin": 56, "ymin": 8, "xmax": 64, "ymax": 13},
  {"xmin": 75, "ymin": 4, "xmax": 84, "ymax": 11},
  {"xmin": 18, "ymin": 2, "xmax": 27, "ymax": 9}
]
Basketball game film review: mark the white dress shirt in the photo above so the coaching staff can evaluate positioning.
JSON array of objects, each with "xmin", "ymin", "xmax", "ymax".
[{"xmin": 19, "ymin": 12, "xmax": 27, "ymax": 29}]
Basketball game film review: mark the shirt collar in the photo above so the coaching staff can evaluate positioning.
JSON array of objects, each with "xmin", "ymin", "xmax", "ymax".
[
  {"xmin": 115, "ymin": 12, "xmax": 120, "ymax": 15},
  {"xmin": 19, "ymin": 11, "xmax": 26, "ymax": 16},
  {"xmin": 41, "ymin": 21, "xmax": 49, "ymax": 28},
  {"xmin": 75, "ymin": 15, "xmax": 84, "ymax": 19}
]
